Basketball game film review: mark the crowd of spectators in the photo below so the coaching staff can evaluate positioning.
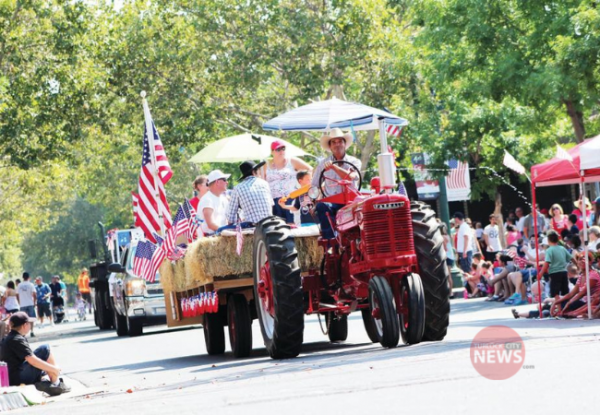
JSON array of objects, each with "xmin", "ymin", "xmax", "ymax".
[{"xmin": 446, "ymin": 196, "xmax": 600, "ymax": 319}]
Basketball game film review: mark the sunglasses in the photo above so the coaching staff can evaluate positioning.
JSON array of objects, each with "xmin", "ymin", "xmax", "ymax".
[
  {"xmin": 218, "ymin": 178, "xmax": 228, "ymax": 182},
  {"xmin": 275, "ymin": 147, "xmax": 286, "ymax": 152}
]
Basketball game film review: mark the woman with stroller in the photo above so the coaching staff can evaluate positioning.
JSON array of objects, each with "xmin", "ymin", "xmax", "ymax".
[{"xmin": 49, "ymin": 276, "xmax": 65, "ymax": 324}]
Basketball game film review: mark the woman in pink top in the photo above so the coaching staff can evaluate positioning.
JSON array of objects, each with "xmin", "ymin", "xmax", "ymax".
[
  {"xmin": 550, "ymin": 203, "xmax": 568, "ymax": 236},
  {"xmin": 505, "ymin": 224, "xmax": 520, "ymax": 246},
  {"xmin": 265, "ymin": 140, "xmax": 312, "ymax": 223}
]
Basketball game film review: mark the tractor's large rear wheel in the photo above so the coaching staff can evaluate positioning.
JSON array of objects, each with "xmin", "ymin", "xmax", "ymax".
[
  {"xmin": 411, "ymin": 201, "xmax": 450, "ymax": 341},
  {"xmin": 368, "ymin": 276, "xmax": 400, "ymax": 348},
  {"xmin": 253, "ymin": 217, "xmax": 304, "ymax": 359},
  {"xmin": 399, "ymin": 274, "xmax": 426, "ymax": 345}
]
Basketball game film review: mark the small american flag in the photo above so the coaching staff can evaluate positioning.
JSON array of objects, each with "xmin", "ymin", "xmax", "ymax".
[
  {"xmin": 446, "ymin": 159, "xmax": 468, "ymax": 190},
  {"xmin": 503, "ymin": 151, "xmax": 526, "ymax": 175},
  {"xmin": 556, "ymin": 144, "xmax": 573, "ymax": 162},
  {"xmin": 398, "ymin": 180, "xmax": 407, "ymax": 196},
  {"xmin": 147, "ymin": 242, "xmax": 165, "ymax": 283},
  {"xmin": 182, "ymin": 199, "xmax": 198, "ymax": 242},
  {"xmin": 131, "ymin": 192, "xmax": 139, "ymax": 223},
  {"xmin": 164, "ymin": 206, "xmax": 189, "ymax": 255},
  {"xmin": 133, "ymin": 241, "xmax": 154, "ymax": 280},
  {"xmin": 386, "ymin": 124, "xmax": 402, "ymax": 137},
  {"xmin": 236, "ymin": 222, "xmax": 243, "ymax": 256},
  {"xmin": 167, "ymin": 245, "xmax": 187, "ymax": 261}
]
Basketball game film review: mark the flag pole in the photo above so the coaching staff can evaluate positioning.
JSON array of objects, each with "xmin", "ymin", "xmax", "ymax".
[{"xmin": 141, "ymin": 90, "xmax": 165, "ymax": 237}]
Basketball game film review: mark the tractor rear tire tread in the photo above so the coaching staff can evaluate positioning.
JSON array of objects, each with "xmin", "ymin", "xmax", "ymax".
[
  {"xmin": 253, "ymin": 217, "xmax": 304, "ymax": 359},
  {"xmin": 411, "ymin": 201, "xmax": 450, "ymax": 341}
]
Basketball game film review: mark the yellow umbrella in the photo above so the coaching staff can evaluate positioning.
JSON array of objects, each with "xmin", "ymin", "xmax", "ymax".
[{"xmin": 188, "ymin": 133, "xmax": 310, "ymax": 164}]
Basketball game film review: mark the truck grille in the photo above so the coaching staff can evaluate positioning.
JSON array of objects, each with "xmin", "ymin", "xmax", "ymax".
[{"xmin": 362, "ymin": 206, "xmax": 414, "ymax": 257}]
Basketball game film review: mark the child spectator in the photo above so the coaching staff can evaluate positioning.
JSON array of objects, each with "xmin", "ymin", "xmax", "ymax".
[
  {"xmin": 278, "ymin": 171, "xmax": 315, "ymax": 226},
  {"xmin": 587, "ymin": 226, "xmax": 600, "ymax": 252},
  {"xmin": 540, "ymin": 230, "xmax": 573, "ymax": 297},
  {"xmin": 567, "ymin": 214, "xmax": 580, "ymax": 236},
  {"xmin": 552, "ymin": 252, "xmax": 600, "ymax": 317}
]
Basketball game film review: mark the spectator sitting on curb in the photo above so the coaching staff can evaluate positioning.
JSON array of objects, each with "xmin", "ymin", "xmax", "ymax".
[
  {"xmin": 0, "ymin": 312, "xmax": 70, "ymax": 395},
  {"xmin": 512, "ymin": 282, "xmax": 552, "ymax": 319},
  {"xmin": 553, "ymin": 253, "xmax": 600, "ymax": 318},
  {"xmin": 486, "ymin": 253, "xmax": 519, "ymax": 303}
]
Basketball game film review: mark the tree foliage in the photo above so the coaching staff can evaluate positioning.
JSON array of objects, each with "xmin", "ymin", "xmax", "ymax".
[{"xmin": 2, "ymin": 0, "xmax": 600, "ymax": 278}]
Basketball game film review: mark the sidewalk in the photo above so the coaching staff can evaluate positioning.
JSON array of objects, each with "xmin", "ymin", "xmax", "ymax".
[{"xmin": 0, "ymin": 309, "xmax": 104, "ymax": 411}]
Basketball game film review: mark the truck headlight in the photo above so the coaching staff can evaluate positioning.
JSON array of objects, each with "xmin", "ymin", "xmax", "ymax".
[{"xmin": 125, "ymin": 279, "xmax": 145, "ymax": 296}]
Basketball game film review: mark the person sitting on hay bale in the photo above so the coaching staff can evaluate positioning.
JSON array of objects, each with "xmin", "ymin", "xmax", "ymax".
[
  {"xmin": 224, "ymin": 160, "xmax": 273, "ymax": 229},
  {"xmin": 197, "ymin": 170, "xmax": 231, "ymax": 236}
]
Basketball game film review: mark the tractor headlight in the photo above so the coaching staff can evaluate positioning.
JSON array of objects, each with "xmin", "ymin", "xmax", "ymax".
[
  {"xmin": 125, "ymin": 279, "xmax": 145, "ymax": 296},
  {"xmin": 308, "ymin": 186, "xmax": 320, "ymax": 199}
]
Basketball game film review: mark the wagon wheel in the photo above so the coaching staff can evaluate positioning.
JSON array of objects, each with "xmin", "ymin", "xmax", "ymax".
[
  {"xmin": 318, "ymin": 160, "xmax": 363, "ymax": 197},
  {"xmin": 227, "ymin": 294, "xmax": 253, "ymax": 358}
]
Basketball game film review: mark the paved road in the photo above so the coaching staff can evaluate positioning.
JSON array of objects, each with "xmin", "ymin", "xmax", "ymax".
[{"xmin": 14, "ymin": 299, "xmax": 600, "ymax": 414}]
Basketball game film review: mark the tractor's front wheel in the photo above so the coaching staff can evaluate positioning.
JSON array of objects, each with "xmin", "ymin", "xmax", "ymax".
[
  {"xmin": 253, "ymin": 217, "xmax": 304, "ymax": 359},
  {"xmin": 326, "ymin": 313, "xmax": 348, "ymax": 343},
  {"xmin": 368, "ymin": 276, "xmax": 400, "ymax": 348},
  {"xmin": 399, "ymin": 274, "xmax": 426, "ymax": 345},
  {"xmin": 411, "ymin": 201, "xmax": 451, "ymax": 341}
]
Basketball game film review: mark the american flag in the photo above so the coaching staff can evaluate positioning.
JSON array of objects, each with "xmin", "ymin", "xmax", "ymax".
[
  {"xmin": 133, "ymin": 241, "xmax": 153, "ymax": 280},
  {"xmin": 164, "ymin": 206, "xmax": 189, "ymax": 255},
  {"xmin": 398, "ymin": 180, "xmax": 407, "ymax": 196},
  {"xmin": 446, "ymin": 159, "xmax": 468, "ymax": 189},
  {"xmin": 131, "ymin": 192, "xmax": 139, "ymax": 223},
  {"xmin": 147, "ymin": 241, "xmax": 165, "ymax": 283},
  {"xmin": 236, "ymin": 222, "xmax": 243, "ymax": 256},
  {"xmin": 503, "ymin": 151, "xmax": 526, "ymax": 175},
  {"xmin": 182, "ymin": 199, "xmax": 199, "ymax": 242},
  {"xmin": 386, "ymin": 124, "xmax": 402, "ymax": 137},
  {"xmin": 136, "ymin": 100, "xmax": 173, "ymax": 243}
]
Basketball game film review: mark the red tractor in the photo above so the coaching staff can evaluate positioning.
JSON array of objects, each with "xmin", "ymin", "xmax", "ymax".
[{"xmin": 252, "ymin": 160, "xmax": 450, "ymax": 359}]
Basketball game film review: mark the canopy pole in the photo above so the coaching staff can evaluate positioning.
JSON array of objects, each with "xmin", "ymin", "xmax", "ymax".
[
  {"xmin": 581, "ymin": 177, "xmax": 592, "ymax": 320},
  {"xmin": 531, "ymin": 180, "xmax": 543, "ymax": 318}
]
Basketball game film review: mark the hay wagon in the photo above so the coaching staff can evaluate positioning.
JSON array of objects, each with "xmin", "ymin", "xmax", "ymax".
[{"xmin": 159, "ymin": 225, "xmax": 322, "ymax": 358}]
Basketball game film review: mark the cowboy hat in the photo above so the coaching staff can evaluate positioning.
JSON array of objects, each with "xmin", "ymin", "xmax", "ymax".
[
  {"xmin": 574, "ymin": 197, "xmax": 592, "ymax": 210},
  {"xmin": 319, "ymin": 128, "xmax": 353, "ymax": 152},
  {"xmin": 239, "ymin": 160, "xmax": 266, "ymax": 180}
]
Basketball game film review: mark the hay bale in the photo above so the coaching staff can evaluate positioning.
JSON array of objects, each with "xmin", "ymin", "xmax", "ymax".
[
  {"xmin": 159, "ymin": 260, "xmax": 175, "ymax": 292},
  {"xmin": 162, "ymin": 231, "xmax": 323, "ymax": 292}
]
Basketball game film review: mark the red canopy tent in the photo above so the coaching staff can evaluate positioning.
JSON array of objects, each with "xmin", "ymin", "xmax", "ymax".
[
  {"xmin": 531, "ymin": 140, "xmax": 600, "ymax": 186},
  {"xmin": 530, "ymin": 139, "xmax": 598, "ymax": 319}
]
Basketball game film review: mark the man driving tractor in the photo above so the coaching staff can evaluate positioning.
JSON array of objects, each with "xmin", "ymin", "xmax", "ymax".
[{"xmin": 312, "ymin": 128, "xmax": 362, "ymax": 239}]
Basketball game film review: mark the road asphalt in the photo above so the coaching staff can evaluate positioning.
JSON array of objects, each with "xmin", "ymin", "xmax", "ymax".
[{"xmin": 11, "ymin": 298, "xmax": 600, "ymax": 414}]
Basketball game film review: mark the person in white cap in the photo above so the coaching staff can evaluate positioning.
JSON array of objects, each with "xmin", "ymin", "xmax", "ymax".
[
  {"xmin": 197, "ymin": 170, "xmax": 231, "ymax": 235},
  {"xmin": 312, "ymin": 128, "xmax": 362, "ymax": 239}
]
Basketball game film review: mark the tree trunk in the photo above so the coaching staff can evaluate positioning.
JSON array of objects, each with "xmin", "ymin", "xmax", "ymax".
[
  {"xmin": 564, "ymin": 99, "xmax": 586, "ymax": 142},
  {"xmin": 494, "ymin": 191, "xmax": 506, "ymax": 249}
]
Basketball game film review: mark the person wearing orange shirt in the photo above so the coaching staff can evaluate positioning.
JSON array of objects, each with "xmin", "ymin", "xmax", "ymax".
[{"xmin": 77, "ymin": 268, "xmax": 91, "ymax": 314}]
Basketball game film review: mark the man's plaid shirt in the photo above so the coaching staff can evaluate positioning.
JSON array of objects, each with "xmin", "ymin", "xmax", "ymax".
[{"xmin": 226, "ymin": 176, "xmax": 274, "ymax": 224}]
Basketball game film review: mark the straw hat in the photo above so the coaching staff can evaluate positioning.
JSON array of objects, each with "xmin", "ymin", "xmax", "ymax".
[
  {"xmin": 319, "ymin": 128, "xmax": 353, "ymax": 152},
  {"xmin": 574, "ymin": 197, "xmax": 592, "ymax": 210}
]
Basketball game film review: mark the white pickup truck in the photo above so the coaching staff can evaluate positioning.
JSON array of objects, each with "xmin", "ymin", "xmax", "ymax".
[{"xmin": 106, "ymin": 229, "xmax": 166, "ymax": 336}]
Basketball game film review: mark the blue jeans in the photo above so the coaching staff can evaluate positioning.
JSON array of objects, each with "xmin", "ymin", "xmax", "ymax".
[
  {"xmin": 216, "ymin": 222, "xmax": 256, "ymax": 234},
  {"xmin": 315, "ymin": 202, "xmax": 344, "ymax": 239},
  {"xmin": 272, "ymin": 198, "xmax": 294, "ymax": 224},
  {"xmin": 19, "ymin": 345, "xmax": 50, "ymax": 385},
  {"xmin": 458, "ymin": 251, "xmax": 473, "ymax": 273},
  {"xmin": 20, "ymin": 305, "xmax": 35, "ymax": 318}
]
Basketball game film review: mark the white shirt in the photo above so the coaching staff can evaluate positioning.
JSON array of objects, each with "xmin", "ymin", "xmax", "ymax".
[
  {"xmin": 484, "ymin": 224, "xmax": 502, "ymax": 252},
  {"xmin": 17, "ymin": 281, "xmax": 36, "ymax": 307},
  {"xmin": 456, "ymin": 222, "xmax": 473, "ymax": 253},
  {"xmin": 516, "ymin": 216, "xmax": 526, "ymax": 233},
  {"xmin": 197, "ymin": 191, "xmax": 229, "ymax": 235}
]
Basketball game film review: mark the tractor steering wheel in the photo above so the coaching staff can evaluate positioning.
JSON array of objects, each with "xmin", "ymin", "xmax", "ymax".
[{"xmin": 318, "ymin": 160, "xmax": 363, "ymax": 197}]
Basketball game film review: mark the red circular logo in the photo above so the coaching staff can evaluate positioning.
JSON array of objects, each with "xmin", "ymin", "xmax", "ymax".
[{"xmin": 470, "ymin": 325, "xmax": 525, "ymax": 380}]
